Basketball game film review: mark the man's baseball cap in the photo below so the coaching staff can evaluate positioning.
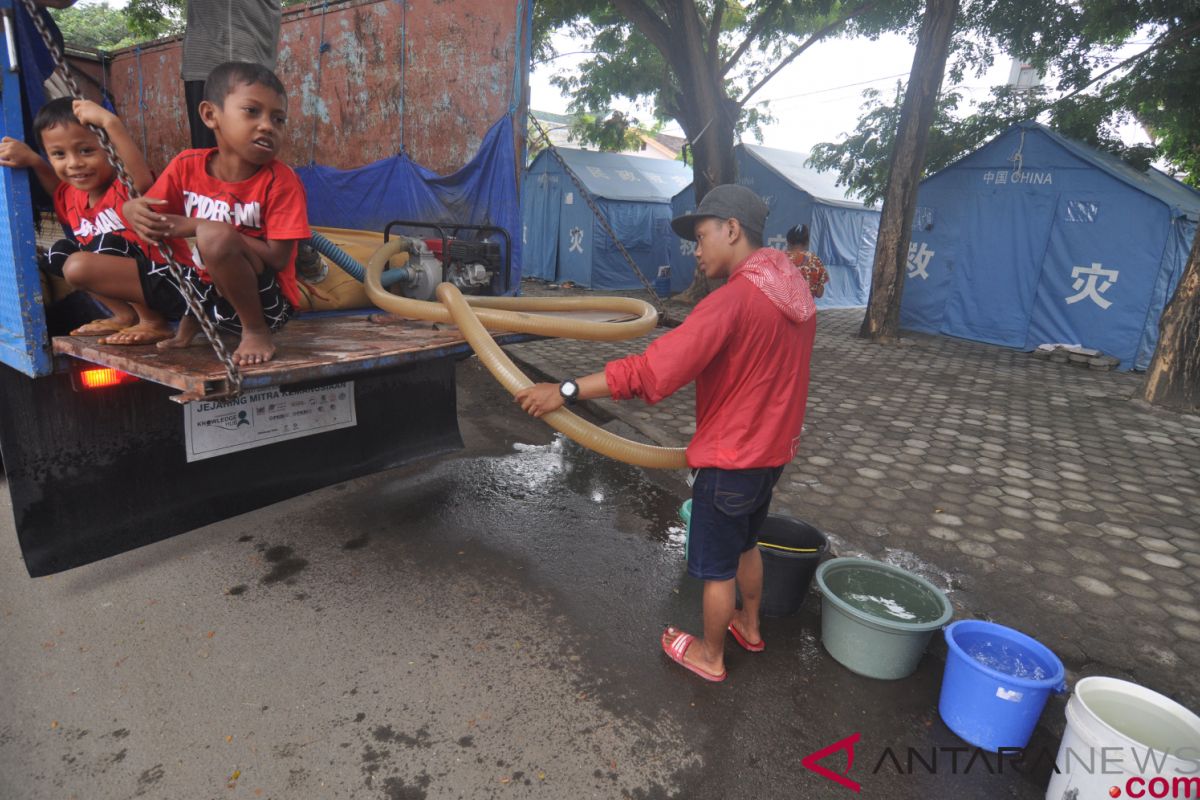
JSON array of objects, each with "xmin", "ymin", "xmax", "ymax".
[{"xmin": 671, "ymin": 184, "xmax": 769, "ymax": 241}]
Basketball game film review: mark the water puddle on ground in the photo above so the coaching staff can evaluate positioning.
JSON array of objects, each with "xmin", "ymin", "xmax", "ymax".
[
  {"xmin": 468, "ymin": 434, "xmax": 688, "ymax": 552},
  {"xmin": 882, "ymin": 547, "xmax": 959, "ymax": 593}
]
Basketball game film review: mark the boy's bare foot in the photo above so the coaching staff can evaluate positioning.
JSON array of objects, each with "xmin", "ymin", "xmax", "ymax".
[
  {"xmin": 156, "ymin": 330, "xmax": 201, "ymax": 350},
  {"xmin": 70, "ymin": 317, "xmax": 134, "ymax": 336},
  {"xmin": 233, "ymin": 329, "xmax": 276, "ymax": 366},
  {"xmin": 157, "ymin": 315, "xmax": 200, "ymax": 350},
  {"xmin": 98, "ymin": 323, "xmax": 175, "ymax": 346}
]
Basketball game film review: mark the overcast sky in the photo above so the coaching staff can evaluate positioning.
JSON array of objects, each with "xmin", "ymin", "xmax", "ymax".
[
  {"xmin": 93, "ymin": 0, "xmax": 1147, "ymax": 159},
  {"xmin": 530, "ymin": 30, "xmax": 1151, "ymax": 157}
]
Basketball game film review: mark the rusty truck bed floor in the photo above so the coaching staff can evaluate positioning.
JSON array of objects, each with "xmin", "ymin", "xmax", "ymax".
[{"xmin": 52, "ymin": 310, "xmax": 632, "ymax": 401}]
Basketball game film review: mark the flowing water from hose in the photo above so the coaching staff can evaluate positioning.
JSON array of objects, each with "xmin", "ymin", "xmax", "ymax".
[{"xmin": 363, "ymin": 238, "xmax": 688, "ymax": 470}]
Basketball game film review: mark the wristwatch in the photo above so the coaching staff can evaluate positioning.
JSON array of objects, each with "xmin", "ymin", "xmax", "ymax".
[{"xmin": 559, "ymin": 379, "xmax": 579, "ymax": 406}]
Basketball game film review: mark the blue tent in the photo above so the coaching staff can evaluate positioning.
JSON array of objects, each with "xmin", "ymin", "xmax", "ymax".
[
  {"xmin": 521, "ymin": 149, "xmax": 693, "ymax": 290},
  {"xmin": 668, "ymin": 143, "xmax": 880, "ymax": 308},
  {"xmin": 902, "ymin": 121, "xmax": 1200, "ymax": 370}
]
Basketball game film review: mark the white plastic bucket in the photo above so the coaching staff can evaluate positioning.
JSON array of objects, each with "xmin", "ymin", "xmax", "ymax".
[{"xmin": 1046, "ymin": 677, "xmax": 1200, "ymax": 800}]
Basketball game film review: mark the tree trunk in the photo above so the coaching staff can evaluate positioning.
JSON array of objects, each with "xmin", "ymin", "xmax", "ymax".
[
  {"xmin": 859, "ymin": 0, "xmax": 958, "ymax": 341},
  {"xmin": 1143, "ymin": 227, "xmax": 1200, "ymax": 411},
  {"xmin": 664, "ymin": 0, "xmax": 739, "ymax": 303},
  {"xmin": 677, "ymin": 109, "xmax": 737, "ymax": 301}
]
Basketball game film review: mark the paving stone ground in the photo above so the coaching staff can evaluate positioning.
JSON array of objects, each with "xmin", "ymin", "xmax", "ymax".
[{"xmin": 506, "ymin": 291, "xmax": 1200, "ymax": 715}]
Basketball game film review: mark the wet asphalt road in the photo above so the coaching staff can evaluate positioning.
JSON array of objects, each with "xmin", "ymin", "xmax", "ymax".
[{"xmin": 0, "ymin": 359, "xmax": 1057, "ymax": 799}]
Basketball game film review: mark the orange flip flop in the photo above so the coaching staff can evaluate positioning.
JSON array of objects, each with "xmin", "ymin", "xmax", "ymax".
[
  {"xmin": 661, "ymin": 627, "xmax": 726, "ymax": 682},
  {"xmin": 728, "ymin": 623, "xmax": 765, "ymax": 653}
]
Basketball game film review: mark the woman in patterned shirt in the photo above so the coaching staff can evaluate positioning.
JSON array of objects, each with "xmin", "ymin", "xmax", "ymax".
[{"xmin": 786, "ymin": 224, "xmax": 828, "ymax": 299}]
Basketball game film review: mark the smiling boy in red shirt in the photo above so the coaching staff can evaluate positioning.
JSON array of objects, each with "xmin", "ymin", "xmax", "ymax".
[
  {"xmin": 0, "ymin": 98, "xmax": 186, "ymax": 344},
  {"xmin": 123, "ymin": 61, "xmax": 309, "ymax": 366},
  {"xmin": 516, "ymin": 185, "xmax": 817, "ymax": 682}
]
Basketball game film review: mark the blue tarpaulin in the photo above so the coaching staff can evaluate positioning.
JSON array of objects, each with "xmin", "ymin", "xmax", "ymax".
[
  {"xmin": 297, "ymin": 115, "xmax": 523, "ymax": 294},
  {"xmin": 668, "ymin": 144, "xmax": 879, "ymax": 308},
  {"xmin": 902, "ymin": 122, "xmax": 1200, "ymax": 370},
  {"xmin": 521, "ymin": 149, "xmax": 692, "ymax": 290}
]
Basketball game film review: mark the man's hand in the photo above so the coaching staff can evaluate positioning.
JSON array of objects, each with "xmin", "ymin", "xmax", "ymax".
[
  {"xmin": 72, "ymin": 99, "xmax": 117, "ymax": 131},
  {"xmin": 515, "ymin": 383, "xmax": 566, "ymax": 419},
  {"xmin": 0, "ymin": 137, "xmax": 41, "ymax": 169}
]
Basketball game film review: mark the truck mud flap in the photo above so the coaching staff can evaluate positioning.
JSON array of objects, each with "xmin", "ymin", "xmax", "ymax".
[{"xmin": 0, "ymin": 359, "xmax": 463, "ymax": 577}]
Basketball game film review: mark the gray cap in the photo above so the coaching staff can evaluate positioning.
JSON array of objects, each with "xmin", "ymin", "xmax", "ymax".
[{"xmin": 671, "ymin": 184, "xmax": 769, "ymax": 241}]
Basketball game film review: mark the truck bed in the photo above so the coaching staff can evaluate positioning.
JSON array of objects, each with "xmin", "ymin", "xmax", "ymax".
[{"xmin": 51, "ymin": 310, "xmax": 628, "ymax": 401}]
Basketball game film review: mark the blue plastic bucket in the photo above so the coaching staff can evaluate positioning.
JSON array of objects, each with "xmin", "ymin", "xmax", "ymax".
[{"xmin": 939, "ymin": 620, "xmax": 1067, "ymax": 751}]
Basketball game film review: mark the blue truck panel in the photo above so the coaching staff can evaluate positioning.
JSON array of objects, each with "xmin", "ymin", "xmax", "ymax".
[{"xmin": 0, "ymin": 0, "xmax": 52, "ymax": 377}]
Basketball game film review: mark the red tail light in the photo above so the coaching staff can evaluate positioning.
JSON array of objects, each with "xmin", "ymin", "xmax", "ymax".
[{"xmin": 73, "ymin": 367, "xmax": 139, "ymax": 390}]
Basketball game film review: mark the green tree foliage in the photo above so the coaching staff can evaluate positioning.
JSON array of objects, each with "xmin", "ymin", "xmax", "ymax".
[
  {"xmin": 50, "ymin": 1, "xmax": 137, "ymax": 50},
  {"xmin": 123, "ymin": 0, "xmax": 309, "ymax": 43},
  {"xmin": 121, "ymin": 0, "xmax": 184, "ymax": 40},
  {"xmin": 534, "ymin": 0, "xmax": 924, "ymax": 202},
  {"xmin": 979, "ymin": 0, "xmax": 1200, "ymax": 188},
  {"xmin": 813, "ymin": 1, "xmax": 1199, "ymax": 202},
  {"xmin": 568, "ymin": 110, "xmax": 658, "ymax": 153},
  {"xmin": 809, "ymin": 83, "xmax": 1158, "ymax": 205},
  {"xmin": 52, "ymin": 0, "xmax": 309, "ymax": 50}
]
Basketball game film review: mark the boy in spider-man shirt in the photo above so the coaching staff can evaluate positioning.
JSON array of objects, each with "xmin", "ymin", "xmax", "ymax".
[
  {"xmin": 0, "ymin": 97, "xmax": 184, "ymax": 344},
  {"xmin": 123, "ymin": 61, "xmax": 309, "ymax": 366}
]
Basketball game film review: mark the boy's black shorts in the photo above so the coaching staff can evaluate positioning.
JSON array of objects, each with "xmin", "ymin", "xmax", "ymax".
[
  {"xmin": 137, "ymin": 261, "xmax": 293, "ymax": 334},
  {"xmin": 46, "ymin": 233, "xmax": 147, "ymax": 277}
]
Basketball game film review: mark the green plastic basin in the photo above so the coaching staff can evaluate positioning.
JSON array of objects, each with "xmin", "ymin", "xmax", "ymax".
[{"xmin": 815, "ymin": 557, "xmax": 953, "ymax": 680}]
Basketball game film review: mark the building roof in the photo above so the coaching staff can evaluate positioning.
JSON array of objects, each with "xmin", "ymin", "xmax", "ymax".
[
  {"xmin": 740, "ymin": 143, "xmax": 873, "ymax": 209},
  {"xmin": 528, "ymin": 148, "xmax": 692, "ymax": 203}
]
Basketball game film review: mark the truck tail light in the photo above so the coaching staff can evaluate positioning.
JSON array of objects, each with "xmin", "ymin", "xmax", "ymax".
[{"xmin": 72, "ymin": 367, "xmax": 140, "ymax": 391}]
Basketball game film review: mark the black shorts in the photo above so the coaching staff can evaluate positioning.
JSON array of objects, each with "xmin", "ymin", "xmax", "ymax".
[
  {"xmin": 137, "ymin": 261, "xmax": 293, "ymax": 334},
  {"xmin": 687, "ymin": 466, "xmax": 784, "ymax": 581},
  {"xmin": 46, "ymin": 233, "xmax": 151, "ymax": 278}
]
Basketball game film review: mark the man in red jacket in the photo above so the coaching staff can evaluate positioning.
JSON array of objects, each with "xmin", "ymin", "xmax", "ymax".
[{"xmin": 516, "ymin": 184, "xmax": 817, "ymax": 682}]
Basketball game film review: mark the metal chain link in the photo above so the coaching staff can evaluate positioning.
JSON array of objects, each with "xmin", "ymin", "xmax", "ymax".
[
  {"xmin": 19, "ymin": 0, "xmax": 242, "ymax": 394},
  {"xmin": 528, "ymin": 116, "xmax": 664, "ymax": 312}
]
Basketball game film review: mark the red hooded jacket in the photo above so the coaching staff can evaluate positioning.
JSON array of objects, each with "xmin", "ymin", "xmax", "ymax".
[{"xmin": 605, "ymin": 248, "xmax": 817, "ymax": 469}]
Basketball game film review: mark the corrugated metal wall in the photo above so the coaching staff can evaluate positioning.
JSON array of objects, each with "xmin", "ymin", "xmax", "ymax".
[{"xmin": 104, "ymin": 0, "xmax": 523, "ymax": 175}]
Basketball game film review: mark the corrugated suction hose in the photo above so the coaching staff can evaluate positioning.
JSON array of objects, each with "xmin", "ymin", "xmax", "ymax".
[{"xmin": 364, "ymin": 237, "xmax": 688, "ymax": 470}]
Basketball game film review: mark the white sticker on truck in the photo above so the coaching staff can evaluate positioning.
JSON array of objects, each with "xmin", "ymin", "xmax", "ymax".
[{"xmin": 184, "ymin": 382, "xmax": 356, "ymax": 462}]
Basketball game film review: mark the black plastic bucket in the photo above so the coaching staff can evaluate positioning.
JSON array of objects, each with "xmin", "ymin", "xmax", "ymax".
[{"xmin": 758, "ymin": 514, "xmax": 828, "ymax": 617}]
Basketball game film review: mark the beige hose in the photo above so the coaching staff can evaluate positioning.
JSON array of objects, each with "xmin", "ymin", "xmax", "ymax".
[
  {"xmin": 365, "ymin": 238, "xmax": 689, "ymax": 470},
  {"xmin": 365, "ymin": 239, "xmax": 660, "ymax": 339}
]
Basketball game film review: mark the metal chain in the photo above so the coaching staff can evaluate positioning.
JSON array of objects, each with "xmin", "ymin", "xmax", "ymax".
[
  {"xmin": 528, "ymin": 115, "xmax": 664, "ymax": 312},
  {"xmin": 19, "ymin": 0, "xmax": 242, "ymax": 394}
]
